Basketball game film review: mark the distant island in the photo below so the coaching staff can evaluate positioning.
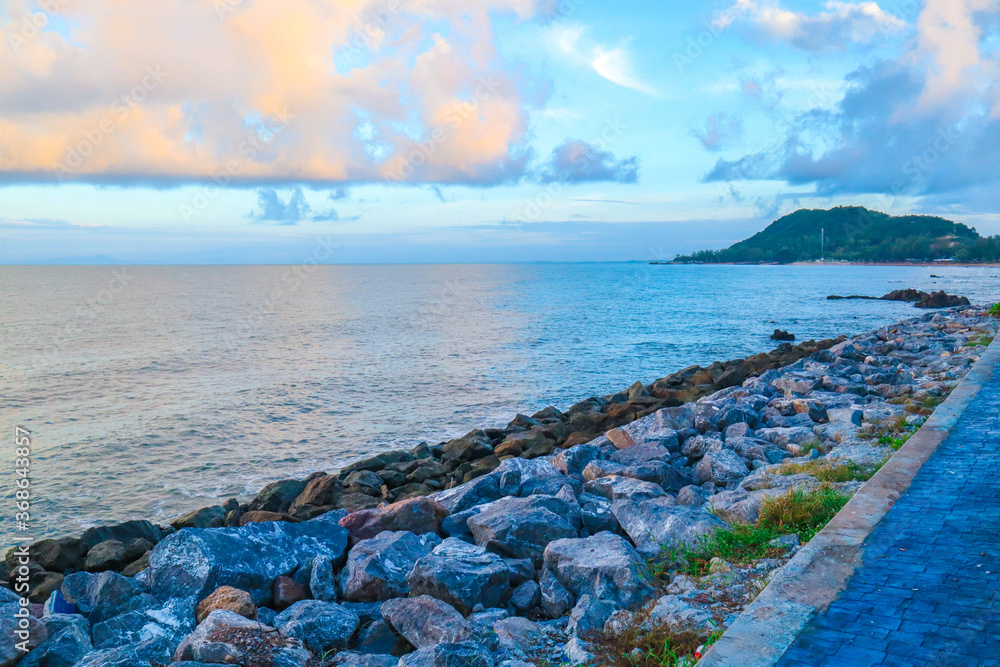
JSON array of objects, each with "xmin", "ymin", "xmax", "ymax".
[{"xmin": 671, "ymin": 206, "xmax": 1000, "ymax": 264}]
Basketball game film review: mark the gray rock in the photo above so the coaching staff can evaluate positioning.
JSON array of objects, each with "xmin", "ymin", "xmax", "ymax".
[
  {"xmin": 539, "ymin": 570, "xmax": 574, "ymax": 618},
  {"xmin": 709, "ymin": 488, "xmax": 791, "ymax": 524},
  {"xmin": 583, "ymin": 475, "xmax": 666, "ymax": 502},
  {"xmin": 581, "ymin": 460, "xmax": 628, "ymax": 481},
  {"xmin": 493, "ymin": 616, "xmax": 552, "ymax": 657},
  {"xmin": 343, "ymin": 531, "xmax": 440, "ymax": 602},
  {"xmin": 11, "ymin": 622, "xmax": 89, "ymax": 667},
  {"xmin": 147, "ymin": 514, "xmax": 348, "ymax": 604},
  {"xmin": 580, "ymin": 498, "xmax": 620, "ymax": 535},
  {"xmin": 432, "ymin": 475, "xmax": 503, "ymax": 514},
  {"xmin": 398, "ymin": 641, "xmax": 495, "ymax": 667},
  {"xmin": 91, "ymin": 596, "xmax": 195, "ymax": 652},
  {"xmin": 495, "ymin": 458, "xmax": 560, "ymax": 484},
  {"xmin": 81, "ymin": 521, "xmax": 162, "ymax": 550},
  {"xmin": 39, "ymin": 614, "xmax": 89, "ymax": 639},
  {"xmin": 542, "ymin": 532, "xmax": 652, "ymax": 609},
  {"xmin": 503, "ymin": 558, "xmax": 535, "ymax": 587},
  {"xmin": 248, "ymin": 478, "xmax": 308, "ymax": 513},
  {"xmin": 381, "ymin": 596, "xmax": 469, "ymax": 648},
  {"xmin": 171, "ymin": 506, "xmax": 227, "ymax": 530},
  {"xmin": 330, "ymin": 652, "xmax": 399, "ymax": 667},
  {"xmin": 648, "ymin": 594, "xmax": 717, "ymax": 633},
  {"xmin": 355, "ymin": 618, "xmax": 404, "ymax": 656},
  {"xmin": 693, "ymin": 449, "xmax": 750, "ymax": 485},
  {"xmin": 611, "ymin": 499, "xmax": 728, "ymax": 558},
  {"xmin": 567, "ymin": 594, "xmax": 616, "ymax": 637},
  {"xmin": 564, "ymin": 637, "xmax": 596, "ymax": 665},
  {"xmin": 84, "ymin": 540, "xmax": 127, "ymax": 572},
  {"xmin": 610, "ymin": 443, "xmax": 673, "ymax": 466},
  {"xmin": 510, "ymin": 580, "xmax": 541, "ymax": 613},
  {"xmin": 520, "ymin": 476, "xmax": 582, "ymax": 498},
  {"xmin": 276, "ymin": 599, "xmax": 360, "ymax": 653},
  {"xmin": 551, "ymin": 444, "xmax": 603, "ymax": 476},
  {"xmin": 466, "ymin": 496, "xmax": 580, "ymax": 567},
  {"xmin": 309, "ymin": 554, "xmax": 337, "ymax": 602},
  {"xmin": 61, "ymin": 571, "xmax": 146, "ymax": 624},
  {"xmin": 173, "ymin": 610, "xmax": 310, "ymax": 665},
  {"xmin": 681, "ymin": 435, "xmax": 724, "ymax": 460},
  {"xmin": 723, "ymin": 422, "xmax": 755, "ymax": 441},
  {"xmin": 74, "ymin": 639, "xmax": 175, "ymax": 667},
  {"xmin": 675, "ymin": 485, "xmax": 710, "ymax": 507},
  {"xmin": 408, "ymin": 538, "xmax": 510, "ymax": 615}
]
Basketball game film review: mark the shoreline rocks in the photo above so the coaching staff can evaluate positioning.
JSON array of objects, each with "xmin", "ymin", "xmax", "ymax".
[
  {"xmin": 827, "ymin": 288, "xmax": 971, "ymax": 309},
  {"xmin": 3, "ymin": 305, "xmax": 996, "ymax": 667}
]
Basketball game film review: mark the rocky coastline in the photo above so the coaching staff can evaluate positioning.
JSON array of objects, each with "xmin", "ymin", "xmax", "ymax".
[{"xmin": 2, "ymin": 306, "xmax": 996, "ymax": 667}]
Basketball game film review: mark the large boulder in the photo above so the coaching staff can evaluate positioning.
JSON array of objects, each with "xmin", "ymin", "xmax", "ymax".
[
  {"xmin": 342, "ymin": 531, "xmax": 440, "ymax": 602},
  {"xmin": 432, "ymin": 475, "xmax": 503, "ymax": 514},
  {"xmin": 551, "ymin": 444, "xmax": 604, "ymax": 476},
  {"xmin": 173, "ymin": 610, "xmax": 310, "ymax": 665},
  {"xmin": 14, "ymin": 622, "xmax": 91, "ymax": 667},
  {"xmin": 171, "ymin": 506, "xmax": 228, "ymax": 530},
  {"xmin": 381, "ymin": 596, "xmax": 469, "ymax": 649},
  {"xmin": 339, "ymin": 497, "xmax": 449, "ymax": 544},
  {"xmin": 542, "ymin": 532, "xmax": 653, "ymax": 609},
  {"xmin": 466, "ymin": 496, "xmax": 580, "ymax": 566},
  {"xmin": 275, "ymin": 599, "xmax": 360, "ymax": 653},
  {"xmin": 147, "ymin": 514, "xmax": 349, "ymax": 604},
  {"xmin": 61, "ymin": 571, "xmax": 146, "ymax": 624},
  {"xmin": 583, "ymin": 475, "xmax": 666, "ymax": 502},
  {"xmin": 408, "ymin": 538, "xmax": 511, "ymax": 615},
  {"xmin": 81, "ymin": 521, "xmax": 162, "ymax": 550},
  {"xmin": 248, "ymin": 479, "xmax": 308, "ymax": 513},
  {"xmin": 90, "ymin": 596, "xmax": 195, "ymax": 652},
  {"xmin": 692, "ymin": 449, "xmax": 750, "ymax": 485},
  {"xmin": 0, "ymin": 604, "xmax": 46, "ymax": 667},
  {"xmin": 611, "ymin": 499, "xmax": 728, "ymax": 558}
]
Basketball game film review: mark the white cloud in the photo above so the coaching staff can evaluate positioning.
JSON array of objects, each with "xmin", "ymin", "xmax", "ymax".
[
  {"xmin": 719, "ymin": 0, "xmax": 906, "ymax": 51},
  {"xmin": 550, "ymin": 24, "xmax": 659, "ymax": 95}
]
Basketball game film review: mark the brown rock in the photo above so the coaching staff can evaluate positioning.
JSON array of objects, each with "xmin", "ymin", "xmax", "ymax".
[
  {"xmin": 84, "ymin": 540, "xmax": 126, "ymax": 572},
  {"xmin": 339, "ymin": 496, "xmax": 448, "ymax": 544},
  {"xmin": 28, "ymin": 572, "xmax": 63, "ymax": 603},
  {"xmin": 121, "ymin": 552, "xmax": 150, "ymax": 577},
  {"xmin": 561, "ymin": 431, "xmax": 597, "ymax": 449},
  {"xmin": 605, "ymin": 428, "xmax": 636, "ymax": 450},
  {"xmin": 272, "ymin": 575, "xmax": 310, "ymax": 611},
  {"xmin": 196, "ymin": 585, "xmax": 258, "ymax": 623},
  {"xmin": 289, "ymin": 474, "xmax": 342, "ymax": 514},
  {"xmin": 239, "ymin": 511, "xmax": 299, "ymax": 525}
]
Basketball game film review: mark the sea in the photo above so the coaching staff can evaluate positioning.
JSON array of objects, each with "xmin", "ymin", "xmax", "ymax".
[{"xmin": 2, "ymin": 263, "xmax": 998, "ymax": 542}]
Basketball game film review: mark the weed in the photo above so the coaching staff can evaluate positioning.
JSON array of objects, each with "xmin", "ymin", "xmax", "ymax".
[
  {"xmin": 588, "ymin": 611, "xmax": 721, "ymax": 667},
  {"xmin": 757, "ymin": 485, "xmax": 849, "ymax": 542},
  {"xmin": 989, "ymin": 303, "xmax": 1000, "ymax": 317},
  {"xmin": 969, "ymin": 335, "xmax": 994, "ymax": 347}
]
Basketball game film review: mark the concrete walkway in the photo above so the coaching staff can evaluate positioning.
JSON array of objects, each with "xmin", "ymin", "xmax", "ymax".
[{"xmin": 776, "ymin": 361, "xmax": 1000, "ymax": 666}]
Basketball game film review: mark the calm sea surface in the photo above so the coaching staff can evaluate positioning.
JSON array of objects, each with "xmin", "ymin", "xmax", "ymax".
[{"xmin": 2, "ymin": 263, "xmax": 998, "ymax": 541}]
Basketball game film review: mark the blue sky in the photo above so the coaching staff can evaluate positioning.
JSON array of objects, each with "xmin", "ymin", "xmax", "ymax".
[{"xmin": 1, "ymin": 0, "xmax": 998, "ymax": 263}]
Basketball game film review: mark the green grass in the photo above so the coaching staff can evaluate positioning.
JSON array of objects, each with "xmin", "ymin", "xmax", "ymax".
[
  {"xmin": 775, "ymin": 459, "xmax": 880, "ymax": 483},
  {"xmin": 589, "ymin": 618, "xmax": 723, "ymax": 667},
  {"xmin": 879, "ymin": 433, "xmax": 912, "ymax": 451},
  {"xmin": 969, "ymin": 335, "xmax": 994, "ymax": 347},
  {"xmin": 989, "ymin": 303, "xmax": 1000, "ymax": 317}
]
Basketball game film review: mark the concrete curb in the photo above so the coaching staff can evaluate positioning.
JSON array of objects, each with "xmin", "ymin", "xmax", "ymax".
[{"xmin": 698, "ymin": 331, "xmax": 1000, "ymax": 667}]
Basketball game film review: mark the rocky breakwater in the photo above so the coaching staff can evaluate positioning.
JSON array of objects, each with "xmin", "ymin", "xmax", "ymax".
[
  {"xmin": 828, "ymin": 288, "xmax": 971, "ymax": 309},
  {"xmin": 2, "ymin": 307, "xmax": 996, "ymax": 667}
]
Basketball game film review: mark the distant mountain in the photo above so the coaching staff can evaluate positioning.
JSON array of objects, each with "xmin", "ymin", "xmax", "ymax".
[{"xmin": 673, "ymin": 207, "xmax": 1000, "ymax": 264}]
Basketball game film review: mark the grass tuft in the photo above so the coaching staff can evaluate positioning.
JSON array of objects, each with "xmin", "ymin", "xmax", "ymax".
[{"xmin": 775, "ymin": 459, "xmax": 879, "ymax": 483}]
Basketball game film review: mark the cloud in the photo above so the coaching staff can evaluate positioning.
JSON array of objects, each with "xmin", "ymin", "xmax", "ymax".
[
  {"xmin": 718, "ymin": 0, "xmax": 906, "ymax": 51},
  {"xmin": 550, "ymin": 24, "xmax": 659, "ymax": 95},
  {"xmin": 704, "ymin": 0, "xmax": 1000, "ymax": 211},
  {"xmin": 538, "ymin": 140, "xmax": 639, "ymax": 184},
  {"xmin": 694, "ymin": 113, "xmax": 743, "ymax": 151},
  {"xmin": 247, "ymin": 187, "xmax": 312, "ymax": 224},
  {"xmin": 0, "ymin": 0, "xmax": 557, "ymax": 187}
]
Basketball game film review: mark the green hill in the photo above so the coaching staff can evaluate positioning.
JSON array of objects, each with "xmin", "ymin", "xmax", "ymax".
[{"xmin": 673, "ymin": 207, "xmax": 1000, "ymax": 263}]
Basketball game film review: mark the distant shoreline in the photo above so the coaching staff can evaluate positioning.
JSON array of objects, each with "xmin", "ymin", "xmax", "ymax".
[{"xmin": 653, "ymin": 261, "xmax": 1000, "ymax": 268}]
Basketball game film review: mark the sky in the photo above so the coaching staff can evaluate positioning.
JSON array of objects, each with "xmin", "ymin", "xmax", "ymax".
[{"xmin": 1, "ymin": 0, "xmax": 1000, "ymax": 264}]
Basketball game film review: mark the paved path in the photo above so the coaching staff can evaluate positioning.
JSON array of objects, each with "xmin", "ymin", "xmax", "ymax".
[{"xmin": 776, "ymin": 363, "xmax": 1000, "ymax": 666}]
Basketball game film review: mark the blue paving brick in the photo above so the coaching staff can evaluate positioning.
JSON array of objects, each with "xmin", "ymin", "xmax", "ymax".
[{"xmin": 777, "ymin": 361, "xmax": 1000, "ymax": 666}]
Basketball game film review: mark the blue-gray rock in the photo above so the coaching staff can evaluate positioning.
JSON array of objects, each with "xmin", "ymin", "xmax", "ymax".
[
  {"xmin": 74, "ymin": 639, "xmax": 172, "ymax": 667},
  {"xmin": 355, "ymin": 618, "xmax": 404, "ymax": 656},
  {"xmin": 611, "ymin": 498, "xmax": 728, "ymax": 559},
  {"xmin": 60, "ymin": 571, "xmax": 147, "ymax": 624},
  {"xmin": 1, "ymin": 603, "xmax": 45, "ymax": 667},
  {"xmin": 398, "ymin": 641, "xmax": 495, "ymax": 667},
  {"xmin": 539, "ymin": 570, "xmax": 574, "ymax": 619},
  {"xmin": 610, "ymin": 443, "xmax": 673, "ymax": 466},
  {"xmin": 466, "ymin": 496, "xmax": 580, "ymax": 567},
  {"xmin": 432, "ymin": 475, "xmax": 503, "ymax": 514},
  {"xmin": 81, "ymin": 521, "xmax": 162, "ymax": 550},
  {"xmin": 510, "ymin": 580, "xmax": 541, "ymax": 613},
  {"xmin": 343, "ymin": 531, "xmax": 440, "ymax": 602},
  {"xmin": 567, "ymin": 594, "xmax": 616, "ymax": 637},
  {"xmin": 147, "ymin": 515, "xmax": 348, "ymax": 604},
  {"xmin": 551, "ymin": 444, "xmax": 603, "ymax": 476},
  {"xmin": 330, "ymin": 651, "xmax": 399, "ymax": 667},
  {"xmin": 583, "ymin": 475, "xmax": 666, "ymax": 502},
  {"xmin": 408, "ymin": 538, "xmax": 510, "ymax": 615},
  {"xmin": 381, "ymin": 596, "xmax": 469, "ymax": 649},
  {"xmin": 15, "ymin": 623, "xmax": 92, "ymax": 667},
  {"xmin": 542, "ymin": 532, "xmax": 653, "ymax": 609},
  {"xmin": 91, "ymin": 596, "xmax": 194, "ymax": 652},
  {"xmin": 502, "ymin": 558, "xmax": 535, "ymax": 587},
  {"xmin": 693, "ymin": 449, "xmax": 750, "ymax": 485},
  {"xmin": 309, "ymin": 554, "xmax": 337, "ymax": 602},
  {"xmin": 275, "ymin": 599, "xmax": 360, "ymax": 653},
  {"xmin": 519, "ymin": 476, "xmax": 582, "ymax": 497},
  {"xmin": 580, "ymin": 497, "xmax": 619, "ymax": 535}
]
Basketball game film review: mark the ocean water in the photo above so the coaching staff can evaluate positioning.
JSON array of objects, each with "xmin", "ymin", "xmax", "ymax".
[{"xmin": 2, "ymin": 263, "xmax": 998, "ymax": 541}]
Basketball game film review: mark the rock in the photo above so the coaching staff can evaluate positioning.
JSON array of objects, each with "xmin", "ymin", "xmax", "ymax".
[
  {"xmin": 61, "ymin": 571, "xmax": 145, "ymax": 624},
  {"xmin": 681, "ymin": 435, "xmax": 723, "ymax": 460},
  {"xmin": 771, "ymin": 329, "xmax": 795, "ymax": 341},
  {"xmin": 81, "ymin": 521, "xmax": 162, "ymax": 550},
  {"xmin": 611, "ymin": 499, "xmax": 728, "ymax": 558},
  {"xmin": 91, "ymin": 596, "xmax": 195, "ymax": 652},
  {"xmin": 289, "ymin": 474, "xmax": 341, "ymax": 514},
  {"xmin": 520, "ymin": 475, "xmax": 582, "ymax": 497},
  {"xmin": 568, "ymin": 594, "xmax": 616, "ymax": 637},
  {"xmin": 239, "ymin": 510, "xmax": 298, "ymax": 525},
  {"xmin": 916, "ymin": 291, "xmax": 970, "ymax": 308},
  {"xmin": 504, "ymin": 559, "xmax": 535, "ymax": 587},
  {"xmin": 398, "ymin": 641, "xmax": 495, "ymax": 667},
  {"xmin": 756, "ymin": 427, "xmax": 819, "ymax": 453},
  {"xmin": 408, "ymin": 538, "xmax": 510, "ymax": 615},
  {"xmin": 494, "ymin": 457, "xmax": 560, "ymax": 486},
  {"xmin": 173, "ymin": 610, "xmax": 310, "ymax": 665},
  {"xmin": 827, "ymin": 407, "xmax": 864, "ymax": 426},
  {"xmin": 584, "ymin": 475, "xmax": 667, "ymax": 502},
  {"xmin": 16, "ymin": 622, "xmax": 92, "ymax": 667},
  {"xmin": 580, "ymin": 497, "xmax": 620, "ymax": 535},
  {"xmin": 551, "ymin": 444, "xmax": 603, "ymax": 476},
  {"xmin": 195, "ymin": 586, "xmax": 256, "ymax": 624},
  {"xmin": 146, "ymin": 515, "xmax": 349, "ymax": 604},
  {"xmin": 564, "ymin": 637, "xmax": 595, "ymax": 665},
  {"xmin": 272, "ymin": 576, "xmax": 309, "ymax": 611},
  {"xmin": 276, "ymin": 599, "xmax": 360, "ymax": 653},
  {"xmin": 493, "ymin": 616, "xmax": 552, "ymax": 657},
  {"xmin": 29, "ymin": 572, "xmax": 64, "ymax": 604},
  {"xmin": 675, "ymin": 485, "xmax": 710, "ymax": 507},
  {"xmin": 84, "ymin": 540, "xmax": 127, "ymax": 572},
  {"xmin": 466, "ymin": 496, "xmax": 580, "ymax": 566},
  {"xmin": 443, "ymin": 432, "xmax": 495, "ymax": 462},
  {"xmin": 309, "ymin": 555, "xmax": 337, "ymax": 602},
  {"xmin": 540, "ymin": 569, "xmax": 574, "ymax": 618},
  {"xmin": 76, "ymin": 639, "xmax": 176, "ymax": 667},
  {"xmin": 248, "ymin": 479, "xmax": 308, "ymax": 513},
  {"xmin": 769, "ymin": 534, "xmax": 801, "ymax": 550},
  {"xmin": 18, "ymin": 538, "xmax": 87, "ymax": 573},
  {"xmin": 510, "ymin": 580, "xmax": 541, "ymax": 613},
  {"xmin": 693, "ymin": 449, "xmax": 750, "ymax": 485},
  {"xmin": 432, "ymin": 475, "xmax": 503, "ymax": 514},
  {"xmin": 356, "ymin": 619, "xmax": 407, "ymax": 656},
  {"xmin": 1, "ymin": 606, "xmax": 46, "ymax": 667},
  {"xmin": 171, "ymin": 506, "xmax": 227, "ymax": 530},
  {"xmin": 648, "ymin": 595, "xmax": 717, "ymax": 633},
  {"xmin": 605, "ymin": 428, "xmax": 636, "ymax": 450},
  {"xmin": 330, "ymin": 652, "xmax": 399, "ymax": 667},
  {"xmin": 121, "ymin": 554, "xmax": 150, "ymax": 578},
  {"xmin": 542, "ymin": 532, "xmax": 653, "ymax": 609},
  {"xmin": 610, "ymin": 443, "xmax": 673, "ymax": 466},
  {"xmin": 381, "ymin": 596, "xmax": 469, "ymax": 648},
  {"xmin": 709, "ymin": 487, "xmax": 790, "ymax": 524},
  {"xmin": 343, "ymin": 531, "xmax": 441, "ymax": 602}
]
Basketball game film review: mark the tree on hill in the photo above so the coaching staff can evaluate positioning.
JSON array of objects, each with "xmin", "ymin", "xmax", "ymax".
[{"xmin": 672, "ymin": 207, "xmax": 998, "ymax": 263}]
